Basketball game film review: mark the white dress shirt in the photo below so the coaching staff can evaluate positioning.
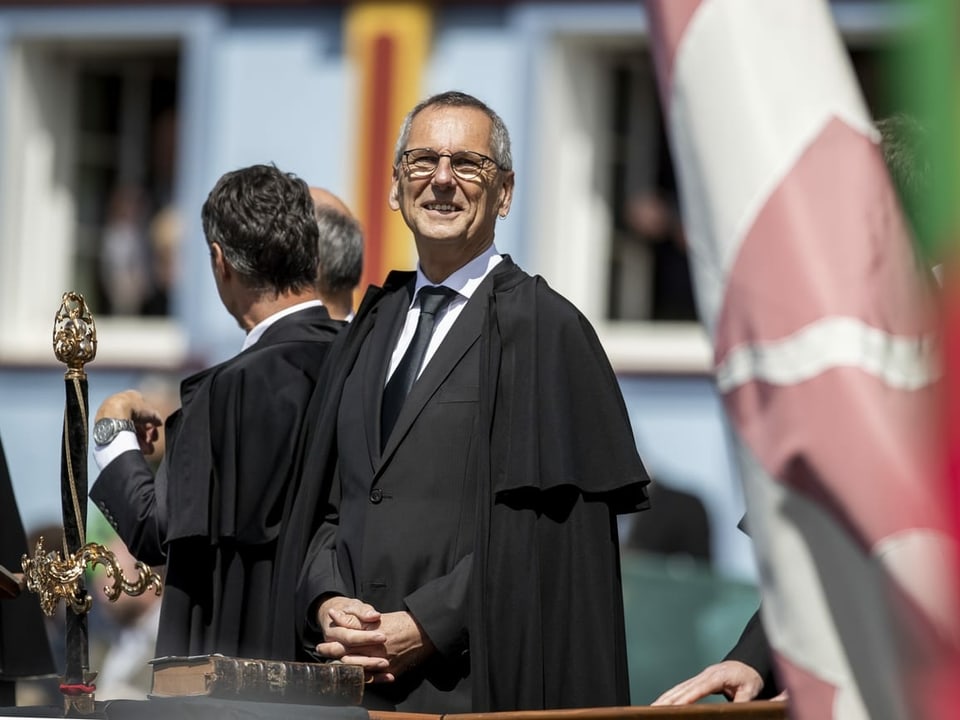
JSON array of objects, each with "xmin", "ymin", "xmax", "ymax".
[{"xmin": 385, "ymin": 245, "xmax": 502, "ymax": 384}]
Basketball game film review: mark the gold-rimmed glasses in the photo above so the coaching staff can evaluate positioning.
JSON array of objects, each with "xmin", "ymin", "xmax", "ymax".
[{"xmin": 400, "ymin": 148, "xmax": 504, "ymax": 181}]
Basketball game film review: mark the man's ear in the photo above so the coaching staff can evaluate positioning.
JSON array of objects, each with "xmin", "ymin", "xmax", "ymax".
[
  {"xmin": 210, "ymin": 242, "xmax": 230, "ymax": 280},
  {"xmin": 388, "ymin": 171, "xmax": 401, "ymax": 211},
  {"xmin": 497, "ymin": 171, "xmax": 515, "ymax": 218}
]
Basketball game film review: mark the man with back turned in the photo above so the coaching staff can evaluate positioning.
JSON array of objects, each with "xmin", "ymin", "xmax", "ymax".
[{"xmin": 90, "ymin": 165, "xmax": 346, "ymax": 659}]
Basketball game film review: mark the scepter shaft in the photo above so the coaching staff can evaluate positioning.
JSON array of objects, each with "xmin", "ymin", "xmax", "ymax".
[
  {"xmin": 60, "ymin": 373, "xmax": 90, "ymax": 692},
  {"xmin": 51, "ymin": 291, "xmax": 98, "ymax": 715}
]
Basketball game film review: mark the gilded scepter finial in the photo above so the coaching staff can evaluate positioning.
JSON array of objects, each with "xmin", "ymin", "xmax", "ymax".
[{"xmin": 53, "ymin": 291, "xmax": 97, "ymax": 380}]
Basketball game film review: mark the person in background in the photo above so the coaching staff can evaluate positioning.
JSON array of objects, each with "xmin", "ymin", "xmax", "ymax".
[
  {"xmin": 140, "ymin": 205, "xmax": 182, "ymax": 317},
  {"xmin": 626, "ymin": 477, "xmax": 712, "ymax": 563},
  {"xmin": 309, "ymin": 187, "xmax": 363, "ymax": 321},
  {"xmin": 99, "ymin": 186, "xmax": 151, "ymax": 316}
]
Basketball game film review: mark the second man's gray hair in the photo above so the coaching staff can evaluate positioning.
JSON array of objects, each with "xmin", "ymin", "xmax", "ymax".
[{"xmin": 315, "ymin": 206, "xmax": 364, "ymax": 295}]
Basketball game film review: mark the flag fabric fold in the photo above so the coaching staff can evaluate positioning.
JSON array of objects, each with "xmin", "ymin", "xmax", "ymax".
[{"xmin": 644, "ymin": 1, "xmax": 960, "ymax": 717}]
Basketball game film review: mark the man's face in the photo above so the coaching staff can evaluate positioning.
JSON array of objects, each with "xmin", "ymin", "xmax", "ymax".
[{"xmin": 389, "ymin": 105, "xmax": 514, "ymax": 265}]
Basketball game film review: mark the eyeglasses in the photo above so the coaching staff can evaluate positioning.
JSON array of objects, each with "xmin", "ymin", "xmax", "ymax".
[{"xmin": 400, "ymin": 148, "xmax": 503, "ymax": 181}]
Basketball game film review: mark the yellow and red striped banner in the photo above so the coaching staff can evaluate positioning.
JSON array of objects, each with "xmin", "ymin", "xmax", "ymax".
[{"xmin": 347, "ymin": 1, "xmax": 432, "ymax": 289}]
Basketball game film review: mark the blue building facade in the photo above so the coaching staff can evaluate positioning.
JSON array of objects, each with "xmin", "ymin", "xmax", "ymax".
[{"xmin": 0, "ymin": 0, "xmax": 911, "ymax": 588}]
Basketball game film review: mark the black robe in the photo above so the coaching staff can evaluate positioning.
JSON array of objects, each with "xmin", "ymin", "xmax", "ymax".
[
  {"xmin": 91, "ymin": 306, "xmax": 342, "ymax": 660},
  {"xmin": 0, "ymin": 434, "xmax": 56, "ymax": 704},
  {"xmin": 724, "ymin": 609, "xmax": 781, "ymax": 698},
  {"xmin": 725, "ymin": 517, "xmax": 780, "ymax": 698},
  {"xmin": 280, "ymin": 259, "xmax": 650, "ymax": 711}
]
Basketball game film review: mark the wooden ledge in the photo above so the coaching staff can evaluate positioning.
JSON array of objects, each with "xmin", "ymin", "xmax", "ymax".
[{"xmin": 369, "ymin": 701, "xmax": 788, "ymax": 720}]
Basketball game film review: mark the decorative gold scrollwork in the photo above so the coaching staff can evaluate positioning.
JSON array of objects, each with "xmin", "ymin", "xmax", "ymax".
[
  {"xmin": 52, "ymin": 292, "xmax": 97, "ymax": 379},
  {"xmin": 21, "ymin": 537, "xmax": 162, "ymax": 617}
]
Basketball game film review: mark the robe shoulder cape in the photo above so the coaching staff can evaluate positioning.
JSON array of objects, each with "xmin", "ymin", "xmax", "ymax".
[{"xmin": 470, "ymin": 261, "xmax": 650, "ymax": 710}]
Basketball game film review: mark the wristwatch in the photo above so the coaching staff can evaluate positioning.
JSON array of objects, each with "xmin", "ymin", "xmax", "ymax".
[{"xmin": 93, "ymin": 418, "xmax": 136, "ymax": 446}]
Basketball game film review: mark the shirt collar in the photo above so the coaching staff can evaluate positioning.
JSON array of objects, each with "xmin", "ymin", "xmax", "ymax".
[
  {"xmin": 241, "ymin": 299, "xmax": 324, "ymax": 351},
  {"xmin": 412, "ymin": 244, "xmax": 502, "ymax": 305}
]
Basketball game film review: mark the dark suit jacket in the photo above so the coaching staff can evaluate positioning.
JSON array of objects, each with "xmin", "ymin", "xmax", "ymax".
[
  {"xmin": 91, "ymin": 305, "xmax": 342, "ymax": 660},
  {"xmin": 294, "ymin": 258, "xmax": 650, "ymax": 712},
  {"xmin": 725, "ymin": 515, "xmax": 780, "ymax": 698},
  {"xmin": 724, "ymin": 609, "xmax": 780, "ymax": 698}
]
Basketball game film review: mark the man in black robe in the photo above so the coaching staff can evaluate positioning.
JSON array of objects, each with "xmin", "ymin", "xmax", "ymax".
[
  {"xmin": 0, "ymin": 433, "xmax": 56, "ymax": 705},
  {"xmin": 90, "ymin": 166, "xmax": 354, "ymax": 659},
  {"xmin": 283, "ymin": 91, "xmax": 651, "ymax": 712}
]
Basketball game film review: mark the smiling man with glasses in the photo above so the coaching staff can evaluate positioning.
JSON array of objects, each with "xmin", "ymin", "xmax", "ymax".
[{"xmin": 286, "ymin": 90, "xmax": 651, "ymax": 714}]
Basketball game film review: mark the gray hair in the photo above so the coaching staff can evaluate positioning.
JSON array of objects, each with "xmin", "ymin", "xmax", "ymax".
[
  {"xmin": 315, "ymin": 206, "xmax": 364, "ymax": 295},
  {"xmin": 392, "ymin": 90, "xmax": 513, "ymax": 171}
]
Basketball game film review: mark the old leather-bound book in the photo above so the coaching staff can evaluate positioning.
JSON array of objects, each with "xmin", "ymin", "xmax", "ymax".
[{"xmin": 149, "ymin": 655, "xmax": 364, "ymax": 705}]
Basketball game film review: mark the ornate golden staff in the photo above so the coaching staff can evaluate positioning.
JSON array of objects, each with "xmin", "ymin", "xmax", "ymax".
[{"xmin": 21, "ymin": 292, "xmax": 162, "ymax": 716}]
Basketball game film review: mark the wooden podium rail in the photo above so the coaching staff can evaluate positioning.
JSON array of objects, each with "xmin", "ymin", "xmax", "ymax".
[
  {"xmin": 0, "ymin": 697, "xmax": 787, "ymax": 719},
  {"xmin": 369, "ymin": 702, "xmax": 788, "ymax": 720}
]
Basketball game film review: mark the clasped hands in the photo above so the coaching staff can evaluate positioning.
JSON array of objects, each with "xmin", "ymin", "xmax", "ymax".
[{"xmin": 315, "ymin": 596, "xmax": 435, "ymax": 683}]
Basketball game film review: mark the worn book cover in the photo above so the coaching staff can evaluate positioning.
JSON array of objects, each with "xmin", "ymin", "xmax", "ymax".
[{"xmin": 149, "ymin": 654, "xmax": 364, "ymax": 706}]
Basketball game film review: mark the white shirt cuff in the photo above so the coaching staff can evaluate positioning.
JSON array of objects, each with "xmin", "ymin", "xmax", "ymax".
[{"xmin": 93, "ymin": 432, "xmax": 141, "ymax": 471}]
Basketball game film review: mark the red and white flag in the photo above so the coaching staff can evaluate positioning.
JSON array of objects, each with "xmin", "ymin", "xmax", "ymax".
[{"xmin": 645, "ymin": 1, "xmax": 960, "ymax": 717}]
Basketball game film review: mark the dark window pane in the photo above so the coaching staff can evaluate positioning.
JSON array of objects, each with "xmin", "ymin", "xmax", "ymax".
[{"xmin": 70, "ymin": 50, "xmax": 180, "ymax": 318}]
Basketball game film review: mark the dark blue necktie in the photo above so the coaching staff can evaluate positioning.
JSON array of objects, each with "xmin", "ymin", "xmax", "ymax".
[{"xmin": 381, "ymin": 286, "xmax": 456, "ymax": 449}]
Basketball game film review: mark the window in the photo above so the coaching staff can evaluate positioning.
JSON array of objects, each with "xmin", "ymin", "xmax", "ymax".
[
  {"xmin": 603, "ymin": 42, "xmax": 900, "ymax": 326},
  {"xmin": 606, "ymin": 53, "xmax": 696, "ymax": 324},
  {"xmin": 0, "ymin": 35, "xmax": 188, "ymax": 366},
  {"xmin": 530, "ymin": 7, "xmax": 915, "ymax": 374},
  {"xmin": 72, "ymin": 50, "xmax": 179, "ymax": 319}
]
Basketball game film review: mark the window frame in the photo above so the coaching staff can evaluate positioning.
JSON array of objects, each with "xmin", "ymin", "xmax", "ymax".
[
  {"xmin": 0, "ymin": 7, "xmax": 218, "ymax": 368},
  {"xmin": 521, "ymin": 1, "xmax": 920, "ymax": 375}
]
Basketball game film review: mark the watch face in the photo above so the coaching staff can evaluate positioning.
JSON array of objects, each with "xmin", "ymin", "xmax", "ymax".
[
  {"xmin": 94, "ymin": 418, "xmax": 135, "ymax": 445},
  {"xmin": 93, "ymin": 419, "xmax": 118, "ymax": 445},
  {"xmin": 93, "ymin": 418, "xmax": 123, "ymax": 445}
]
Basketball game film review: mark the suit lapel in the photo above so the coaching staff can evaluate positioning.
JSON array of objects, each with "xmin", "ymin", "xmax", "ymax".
[
  {"xmin": 377, "ymin": 271, "xmax": 498, "ymax": 468},
  {"xmin": 361, "ymin": 280, "xmax": 415, "ymax": 468}
]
